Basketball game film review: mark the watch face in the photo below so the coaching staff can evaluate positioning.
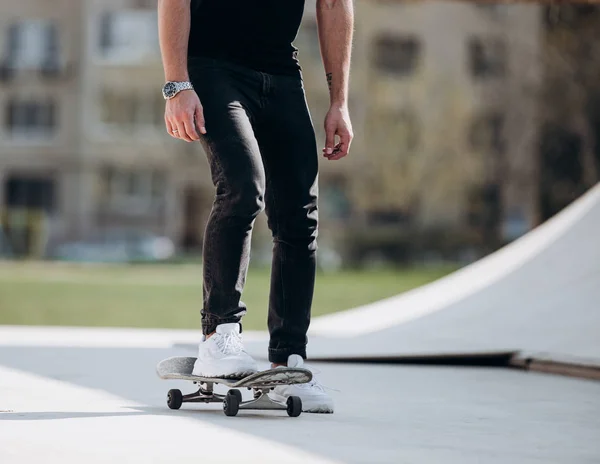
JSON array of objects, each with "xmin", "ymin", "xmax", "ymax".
[{"xmin": 163, "ymin": 82, "xmax": 177, "ymax": 98}]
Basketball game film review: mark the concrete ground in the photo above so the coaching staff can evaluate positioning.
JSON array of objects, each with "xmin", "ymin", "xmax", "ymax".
[{"xmin": 1, "ymin": 328, "xmax": 599, "ymax": 463}]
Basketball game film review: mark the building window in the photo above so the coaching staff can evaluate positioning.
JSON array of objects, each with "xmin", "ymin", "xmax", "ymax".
[
  {"xmin": 5, "ymin": 176, "xmax": 56, "ymax": 213},
  {"xmin": 43, "ymin": 23, "xmax": 60, "ymax": 73},
  {"xmin": 5, "ymin": 99, "xmax": 57, "ymax": 137},
  {"xmin": 98, "ymin": 10, "xmax": 159, "ymax": 62},
  {"xmin": 373, "ymin": 35, "xmax": 421, "ymax": 76},
  {"xmin": 470, "ymin": 112, "xmax": 505, "ymax": 155},
  {"xmin": 468, "ymin": 37, "xmax": 507, "ymax": 78},
  {"xmin": 103, "ymin": 168, "xmax": 166, "ymax": 212},
  {"xmin": 5, "ymin": 20, "xmax": 59, "ymax": 70},
  {"xmin": 100, "ymin": 90, "xmax": 164, "ymax": 130}
]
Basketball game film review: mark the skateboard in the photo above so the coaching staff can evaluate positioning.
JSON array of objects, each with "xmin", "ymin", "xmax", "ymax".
[{"xmin": 156, "ymin": 356, "xmax": 312, "ymax": 417}]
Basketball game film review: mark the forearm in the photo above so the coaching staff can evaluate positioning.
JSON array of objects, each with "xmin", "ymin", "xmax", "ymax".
[
  {"xmin": 158, "ymin": 0, "xmax": 191, "ymax": 81},
  {"xmin": 316, "ymin": 0, "xmax": 354, "ymax": 106}
]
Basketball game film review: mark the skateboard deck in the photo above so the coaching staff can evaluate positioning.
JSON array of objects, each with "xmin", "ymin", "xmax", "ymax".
[
  {"xmin": 156, "ymin": 356, "xmax": 312, "ymax": 417},
  {"xmin": 156, "ymin": 356, "xmax": 312, "ymax": 388}
]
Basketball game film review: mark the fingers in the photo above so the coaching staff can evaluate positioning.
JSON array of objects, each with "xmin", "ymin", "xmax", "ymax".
[
  {"xmin": 183, "ymin": 116, "xmax": 200, "ymax": 141},
  {"xmin": 175, "ymin": 121, "xmax": 193, "ymax": 142},
  {"xmin": 168, "ymin": 113, "xmax": 196, "ymax": 142},
  {"xmin": 323, "ymin": 129, "xmax": 353, "ymax": 161},
  {"xmin": 324, "ymin": 122, "xmax": 336, "ymax": 157},
  {"xmin": 327, "ymin": 143, "xmax": 345, "ymax": 161},
  {"xmin": 165, "ymin": 110, "xmax": 185, "ymax": 140},
  {"xmin": 165, "ymin": 92, "xmax": 204, "ymax": 142},
  {"xmin": 323, "ymin": 107, "xmax": 353, "ymax": 160},
  {"xmin": 195, "ymin": 105, "xmax": 207, "ymax": 135},
  {"xmin": 328, "ymin": 130, "xmax": 353, "ymax": 160}
]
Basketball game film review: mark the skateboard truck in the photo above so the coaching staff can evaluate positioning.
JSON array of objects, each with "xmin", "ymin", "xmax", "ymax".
[{"xmin": 167, "ymin": 382, "xmax": 302, "ymax": 417}]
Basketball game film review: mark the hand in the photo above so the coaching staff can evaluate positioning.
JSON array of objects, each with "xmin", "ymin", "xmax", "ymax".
[
  {"xmin": 323, "ymin": 104, "xmax": 353, "ymax": 161},
  {"xmin": 165, "ymin": 90, "xmax": 206, "ymax": 142}
]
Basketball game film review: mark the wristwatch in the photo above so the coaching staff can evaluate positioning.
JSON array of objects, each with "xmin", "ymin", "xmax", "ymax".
[{"xmin": 162, "ymin": 81, "xmax": 194, "ymax": 100}]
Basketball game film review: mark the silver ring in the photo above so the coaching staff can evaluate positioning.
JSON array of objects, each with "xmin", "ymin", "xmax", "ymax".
[{"xmin": 172, "ymin": 129, "xmax": 179, "ymax": 134}]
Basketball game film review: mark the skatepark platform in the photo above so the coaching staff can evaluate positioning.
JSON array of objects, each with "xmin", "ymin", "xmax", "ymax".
[{"xmin": 272, "ymin": 183, "xmax": 600, "ymax": 380}]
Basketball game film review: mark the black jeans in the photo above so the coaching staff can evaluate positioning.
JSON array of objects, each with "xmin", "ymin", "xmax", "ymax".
[{"xmin": 188, "ymin": 57, "xmax": 319, "ymax": 363}]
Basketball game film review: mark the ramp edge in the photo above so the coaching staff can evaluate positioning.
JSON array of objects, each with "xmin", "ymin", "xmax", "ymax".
[
  {"xmin": 510, "ymin": 352, "xmax": 600, "ymax": 381},
  {"xmin": 307, "ymin": 351, "xmax": 517, "ymax": 367},
  {"xmin": 308, "ymin": 351, "xmax": 600, "ymax": 381}
]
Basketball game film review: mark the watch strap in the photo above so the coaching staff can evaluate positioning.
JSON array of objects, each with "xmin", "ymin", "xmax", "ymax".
[{"xmin": 173, "ymin": 81, "xmax": 193, "ymax": 93}]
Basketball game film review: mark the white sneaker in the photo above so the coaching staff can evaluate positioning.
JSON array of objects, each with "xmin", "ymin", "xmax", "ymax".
[
  {"xmin": 269, "ymin": 354, "xmax": 334, "ymax": 413},
  {"xmin": 192, "ymin": 323, "xmax": 258, "ymax": 378}
]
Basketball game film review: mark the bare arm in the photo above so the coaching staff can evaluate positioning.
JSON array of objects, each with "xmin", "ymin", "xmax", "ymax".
[
  {"xmin": 317, "ymin": 0, "xmax": 353, "ymax": 106},
  {"xmin": 158, "ymin": 0, "xmax": 205, "ymax": 141},
  {"xmin": 316, "ymin": 0, "xmax": 354, "ymax": 160},
  {"xmin": 158, "ymin": 0, "xmax": 191, "ymax": 81}
]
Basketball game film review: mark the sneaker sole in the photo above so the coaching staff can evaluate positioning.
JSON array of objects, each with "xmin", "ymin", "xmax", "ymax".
[
  {"xmin": 304, "ymin": 406, "xmax": 334, "ymax": 414},
  {"xmin": 269, "ymin": 391, "xmax": 334, "ymax": 414}
]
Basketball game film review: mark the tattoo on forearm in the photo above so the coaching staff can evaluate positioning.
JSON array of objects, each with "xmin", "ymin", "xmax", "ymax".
[{"xmin": 326, "ymin": 72, "xmax": 333, "ymax": 92}]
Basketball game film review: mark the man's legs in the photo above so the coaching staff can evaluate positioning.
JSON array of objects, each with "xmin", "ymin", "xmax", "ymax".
[
  {"xmin": 255, "ymin": 81, "xmax": 333, "ymax": 411},
  {"xmin": 188, "ymin": 58, "xmax": 264, "ymax": 376},
  {"xmin": 189, "ymin": 59, "xmax": 263, "ymax": 333},
  {"xmin": 254, "ymin": 75, "xmax": 319, "ymax": 365}
]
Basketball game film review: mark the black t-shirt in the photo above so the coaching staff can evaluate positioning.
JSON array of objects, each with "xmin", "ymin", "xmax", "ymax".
[{"xmin": 188, "ymin": 0, "xmax": 307, "ymax": 76}]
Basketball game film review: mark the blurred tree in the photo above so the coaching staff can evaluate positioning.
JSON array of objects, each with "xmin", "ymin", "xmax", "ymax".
[{"xmin": 539, "ymin": 3, "xmax": 600, "ymax": 217}]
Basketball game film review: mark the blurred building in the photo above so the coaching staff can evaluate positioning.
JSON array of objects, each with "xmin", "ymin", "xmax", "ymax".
[
  {"xmin": 81, "ymin": 0, "xmax": 211, "ymax": 252},
  {"xmin": 0, "ymin": 0, "xmax": 85, "ymax": 255},
  {"xmin": 0, "ymin": 0, "xmax": 554, "ymax": 262},
  {"xmin": 298, "ymin": 1, "xmax": 542, "ymax": 260},
  {"xmin": 0, "ymin": 0, "xmax": 211, "ymax": 257}
]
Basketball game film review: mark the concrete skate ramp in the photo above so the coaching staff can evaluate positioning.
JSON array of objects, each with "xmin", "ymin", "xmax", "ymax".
[{"xmin": 305, "ymin": 184, "xmax": 600, "ymax": 369}]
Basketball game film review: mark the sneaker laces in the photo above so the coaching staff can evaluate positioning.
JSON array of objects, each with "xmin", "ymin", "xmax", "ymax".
[{"xmin": 215, "ymin": 332, "xmax": 244, "ymax": 355}]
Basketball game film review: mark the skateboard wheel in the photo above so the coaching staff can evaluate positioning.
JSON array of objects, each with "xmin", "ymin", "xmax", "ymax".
[
  {"xmin": 286, "ymin": 396, "xmax": 302, "ymax": 417},
  {"xmin": 229, "ymin": 389, "xmax": 243, "ymax": 403},
  {"xmin": 223, "ymin": 391, "xmax": 240, "ymax": 417},
  {"xmin": 167, "ymin": 389, "xmax": 183, "ymax": 410}
]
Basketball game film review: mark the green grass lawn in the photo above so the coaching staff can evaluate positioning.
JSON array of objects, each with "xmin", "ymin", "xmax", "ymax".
[{"xmin": 0, "ymin": 262, "xmax": 456, "ymax": 331}]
